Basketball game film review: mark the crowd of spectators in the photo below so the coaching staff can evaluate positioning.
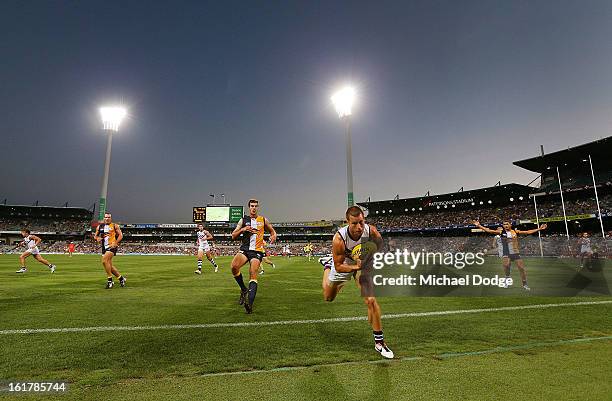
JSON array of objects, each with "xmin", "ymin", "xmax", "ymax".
[
  {"xmin": 2, "ymin": 233, "xmax": 610, "ymax": 258},
  {"xmin": 0, "ymin": 217, "xmax": 90, "ymax": 233},
  {"xmin": 3, "ymin": 240, "xmax": 332, "ymax": 257},
  {"xmin": 388, "ymin": 234, "xmax": 612, "ymax": 258},
  {"xmin": 369, "ymin": 195, "xmax": 612, "ymax": 230}
]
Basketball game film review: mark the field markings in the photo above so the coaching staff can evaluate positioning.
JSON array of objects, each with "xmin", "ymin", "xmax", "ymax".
[
  {"xmin": 194, "ymin": 335, "xmax": 612, "ymax": 378},
  {"xmin": 1, "ymin": 300, "xmax": 610, "ymax": 335}
]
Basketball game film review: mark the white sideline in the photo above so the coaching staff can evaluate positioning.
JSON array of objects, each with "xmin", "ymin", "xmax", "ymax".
[
  {"xmin": 195, "ymin": 335, "xmax": 612, "ymax": 378},
  {"xmin": 1, "ymin": 300, "xmax": 610, "ymax": 335}
]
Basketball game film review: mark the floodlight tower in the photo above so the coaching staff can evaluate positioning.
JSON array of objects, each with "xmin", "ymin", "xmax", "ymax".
[
  {"xmin": 331, "ymin": 87, "xmax": 356, "ymax": 207},
  {"xmin": 98, "ymin": 106, "xmax": 127, "ymax": 220}
]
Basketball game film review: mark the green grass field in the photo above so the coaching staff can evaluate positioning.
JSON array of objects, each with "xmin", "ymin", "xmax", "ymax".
[{"xmin": 0, "ymin": 254, "xmax": 611, "ymax": 400}]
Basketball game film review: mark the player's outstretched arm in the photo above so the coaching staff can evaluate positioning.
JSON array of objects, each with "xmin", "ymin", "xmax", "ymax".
[
  {"xmin": 205, "ymin": 230, "xmax": 214, "ymax": 241},
  {"xmin": 264, "ymin": 218, "xmax": 277, "ymax": 243},
  {"xmin": 517, "ymin": 223, "xmax": 547, "ymax": 235},
  {"xmin": 473, "ymin": 221, "xmax": 501, "ymax": 235},
  {"xmin": 332, "ymin": 233, "xmax": 360, "ymax": 273}
]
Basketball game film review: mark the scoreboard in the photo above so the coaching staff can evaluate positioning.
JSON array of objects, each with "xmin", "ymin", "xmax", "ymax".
[
  {"xmin": 192, "ymin": 206, "xmax": 243, "ymax": 224},
  {"xmin": 206, "ymin": 206, "xmax": 243, "ymax": 223},
  {"xmin": 192, "ymin": 207, "xmax": 206, "ymax": 223}
]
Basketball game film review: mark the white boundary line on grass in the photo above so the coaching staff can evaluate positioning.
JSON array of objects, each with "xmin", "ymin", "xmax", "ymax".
[
  {"xmin": 196, "ymin": 335, "xmax": 612, "ymax": 378},
  {"xmin": 1, "ymin": 300, "xmax": 610, "ymax": 335}
]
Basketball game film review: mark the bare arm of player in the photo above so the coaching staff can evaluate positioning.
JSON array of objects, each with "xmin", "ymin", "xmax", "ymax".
[
  {"xmin": 31, "ymin": 235, "xmax": 42, "ymax": 246},
  {"xmin": 94, "ymin": 225, "xmax": 102, "ymax": 242},
  {"xmin": 332, "ymin": 233, "xmax": 361, "ymax": 273},
  {"xmin": 231, "ymin": 219, "xmax": 245, "ymax": 240},
  {"xmin": 473, "ymin": 221, "xmax": 502, "ymax": 235},
  {"xmin": 516, "ymin": 224, "xmax": 547, "ymax": 235},
  {"xmin": 205, "ymin": 230, "xmax": 214, "ymax": 241},
  {"xmin": 114, "ymin": 225, "xmax": 123, "ymax": 245},
  {"xmin": 369, "ymin": 225, "xmax": 384, "ymax": 252},
  {"xmin": 264, "ymin": 218, "xmax": 277, "ymax": 243}
]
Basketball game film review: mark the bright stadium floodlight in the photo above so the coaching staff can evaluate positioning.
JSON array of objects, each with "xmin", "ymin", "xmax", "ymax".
[
  {"xmin": 99, "ymin": 106, "xmax": 127, "ymax": 132},
  {"xmin": 331, "ymin": 86, "xmax": 355, "ymax": 118},
  {"xmin": 331, "ymin": 86, "xmax": 356, "ymax": 206},
  {"xmin": 97, "ymin": 105, "xmax": 128, "ymax": 220}
]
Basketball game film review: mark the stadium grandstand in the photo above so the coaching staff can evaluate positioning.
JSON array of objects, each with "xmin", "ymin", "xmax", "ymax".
[
  {"xmin": 3, "ymin": 136, "xmax": 611, "ymax": 258},
  {"xmin": 0, "ymin": 204, "xmax": 93, "ymax": 245},
  {"xmin": 0, "ymin": 205, "xmax": 337, "ymax": 256},
  {"xmin": 360, "ymin": 136, "xmax": 612, "ymax": 257}
]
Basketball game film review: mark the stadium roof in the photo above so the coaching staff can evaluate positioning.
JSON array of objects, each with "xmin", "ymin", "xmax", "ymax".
[
  {"xmin": 513, "ymin": 135, "xmax": 612, "ymax": 173},
  {"xmin": 359, "ymin": 183, "xmax": 534, "ymax": 212}
]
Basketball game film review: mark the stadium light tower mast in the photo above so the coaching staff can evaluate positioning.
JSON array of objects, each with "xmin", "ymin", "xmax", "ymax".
[
  {"xmin": 331, "ymin": 86, "xmax": 356, "ymax": 207},
  {"xmin": 98, "ymin": 106, "xmax": 127, "ymax": 221}
]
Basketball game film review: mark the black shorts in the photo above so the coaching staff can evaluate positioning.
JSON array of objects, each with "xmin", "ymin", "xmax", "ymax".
[
  {"xmin": 503, "ymin": 253, "xmax": 521, "ymax": 261},
  {"xmin": 102, "ymin": 247, "xmax": 118, "ymax": 256},
  {"xmin": 240, "ymin": 250, "xmax": 264, "ymax": 262}
]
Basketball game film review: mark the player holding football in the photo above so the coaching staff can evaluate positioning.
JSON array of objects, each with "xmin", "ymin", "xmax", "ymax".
[
  {"xmin": 473, "ymin": 220, "xmax": 546, "ymax": 291},
  {"xmin": 194, "ymin": 223, "xmax": 219, "ymax": 274},
  {"xmin": 231, "ymin": 199, "xmax": 277, "ymax": 313},
  {"xmin": 15, "ymin": 229, "xmax": 57, "ymax": 273},
  {"xmin": 318, "ymin": 206, "xmax": 394, "ymax": 359},
  {"xmin": 94, "ymin": 212, "xmax": 126, "ymax": 289}
]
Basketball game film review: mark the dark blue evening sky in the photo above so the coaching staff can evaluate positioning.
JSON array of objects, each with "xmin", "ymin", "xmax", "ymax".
[{"xmin": 1, "ymin": 0, "xmax": 611, "ymax": 222}]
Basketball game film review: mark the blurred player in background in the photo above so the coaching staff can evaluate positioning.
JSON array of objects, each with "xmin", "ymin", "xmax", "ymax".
[
  {"xmin": 259, "ymin": 241, "xmax": 276, "ymax": 275},
  {"xmin": 94, "ymin": 212, "xmax": 126, "ymax": 289},
  {"xmin": 474, "ymin": 220, "xmax": 546, "ymax": 291},
  {"xmin": 195, "ymin": 224, "xmax": 219, "ymax": 274},
  {"xmin": 282, "ymin": 244, "xmax": 291, "ymax": 258},
  {"xmin": 15, "ymin": 229, "xmax": 56, "ymax": 273},
  {"xmin": 492, "ymin": 234, "xmax": 503, "ymax": 257},
  {"xmin": 67, "ymin": 241, "xmax": 75, "ymax": 257},
  {"xmin": 577, "ymin": 232, "xmax": 593, "ymax": 270},
  {"xmin": 231, "ymin": 199, "xmax": 277, "ymax": 313},
  {"xmin": 304, "ymin": 242, "xmax": 314, "ymax": 261},
  {"xmin": 318, "ymin": 206, "xmax": 394, "ymax": 359}
]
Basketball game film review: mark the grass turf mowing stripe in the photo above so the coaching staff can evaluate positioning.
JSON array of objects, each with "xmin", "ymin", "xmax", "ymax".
[
  {"xmin": 144, "ymin": 335, "xmax": 612, "ymax": 378},
  {"xmin": 0, "ymin": 300, "xmax": 610, "ymax": 335}
]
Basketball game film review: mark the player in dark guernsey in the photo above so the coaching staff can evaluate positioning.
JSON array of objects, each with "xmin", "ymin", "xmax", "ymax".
[
  {"xmin": 473, "ymin": 220, "xmax": 546, "ymax": 291},
  {"xmin": 94, "ymin": 212, "xmax": 126, "ymax": 289},
  {"xmin": 230, "ymin": 199, "xmax": 277, "ymax": 313},
  {"xmin": 318, "ymin": 206, "xmax": 394, "ymax": 359}
]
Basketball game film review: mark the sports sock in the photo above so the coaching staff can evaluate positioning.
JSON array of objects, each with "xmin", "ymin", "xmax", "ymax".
[
  {"xmin": 107, "ymin": 277, "xmax": 113, "ymax": 281},
  {"xmin": 197, "ymin": 260, "xmax": 203, "ymax": 270},
  {"xmin": 234, "ymin": 273, "xmax": 247, "ymax": 291},
  {"xmin": 209, "ymin": 258, "xmax": 218, "ymax": 268},
  {"xmin": 248, "ymin": 280, "xmax": 258, "ymax": 305},
  {"xmin": 373, "ymin": 330, "xmax": 384, "ymax": 345}
]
